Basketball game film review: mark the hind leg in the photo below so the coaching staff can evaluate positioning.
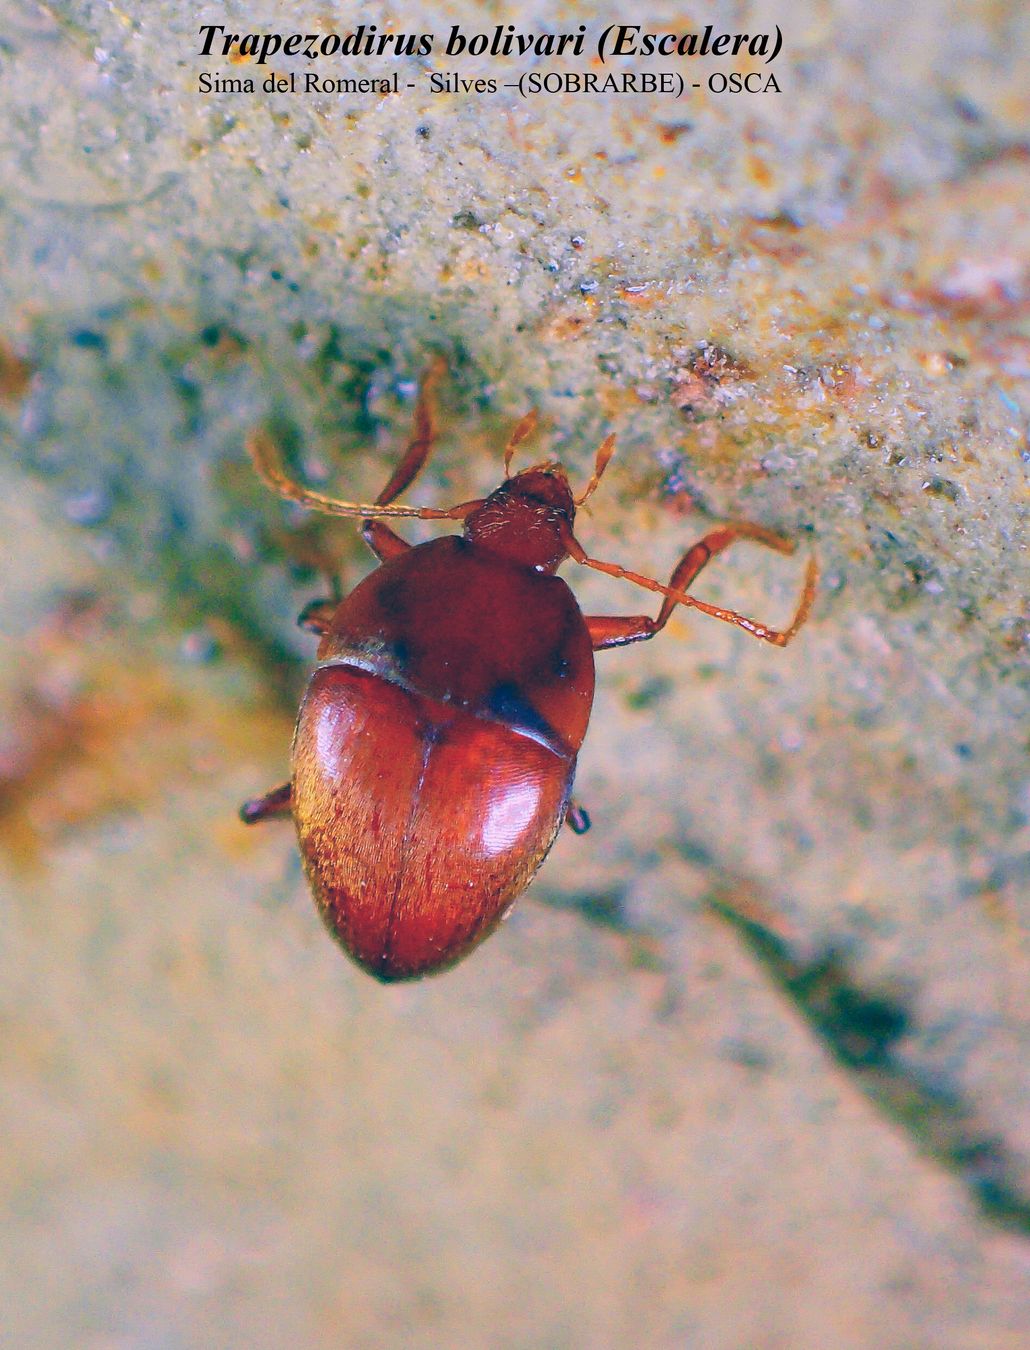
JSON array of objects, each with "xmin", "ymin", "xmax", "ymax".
[
  {"xmin": 566, "ymin": 799, "xmax": 591, "ymax": 834},
  {"xmin": 241, "ymin": 781, "xmax": 292, "ymax": 825}
]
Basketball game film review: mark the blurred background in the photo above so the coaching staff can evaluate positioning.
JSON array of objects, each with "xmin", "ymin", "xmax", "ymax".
[{"xmin": 1, "ymin": 2, "xmax": 1028, "ymax": 1346}]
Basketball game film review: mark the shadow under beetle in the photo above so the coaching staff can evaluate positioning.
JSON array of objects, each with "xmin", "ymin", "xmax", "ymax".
[{"xmin": 242, "ymin": 359, "xmax": 817, "ymax": 981}]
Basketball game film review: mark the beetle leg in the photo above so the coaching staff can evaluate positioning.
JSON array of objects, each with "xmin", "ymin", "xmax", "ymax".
[
  {"xmin": 240, "ymin": 781, "xmax": 292, "ymax": 825},
  {"xmin": 372, "ymin": 354, "xmax": 447, "ymax": 505},
  {"xmin": 359, "ymin": 355, "xmax": 448, "ymax": 559},
  {"xmin": 246, "ymin": 354, "xmax": 477, "ymax": 525},
  {"xmin": 587, "ymin": 614, "xmax": 658, "ymax": 650},
  {"xmin": 581, "ymin": 523, "xmax": 817, "ymax": 650},
  {"xmin": 361, "ymin": 519, "xmax": 411, "ymax": 562},
  {"xmin": 296, "ymin": 598, "xmax": 337, "ymax": 636},
  {"xmin": 566, "ymin": 799, "xmax": 591, "ymax": 834}
]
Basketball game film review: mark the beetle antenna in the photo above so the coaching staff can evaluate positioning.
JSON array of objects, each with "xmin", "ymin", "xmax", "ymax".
[
  {"xmin": 575, "ymin": 434, "xmax": 617, "ymax": 506},
  {"xmin": 503, "ymin": 408, "xmax": 539, "ymax": 477},
  {"xmin": 245, "ymin": 428, "xmax": 478, "ymax": 521}
]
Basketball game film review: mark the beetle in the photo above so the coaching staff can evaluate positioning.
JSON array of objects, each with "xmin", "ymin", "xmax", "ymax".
[{"xmin": 241, "ymin": 359, "xmax": 817, "ymax": 981}]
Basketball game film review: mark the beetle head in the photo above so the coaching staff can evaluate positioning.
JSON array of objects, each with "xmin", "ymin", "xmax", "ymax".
[{"xmin": 463, "ymin": 464, "xmax": 575, "ymax": 572}]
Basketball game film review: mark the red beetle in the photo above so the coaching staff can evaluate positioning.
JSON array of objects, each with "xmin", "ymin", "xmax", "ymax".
[{"xmin": 242, "ymin": 360, "xmax": 816, "ymax": 980}]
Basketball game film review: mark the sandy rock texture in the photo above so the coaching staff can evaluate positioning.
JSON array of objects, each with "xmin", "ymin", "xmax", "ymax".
[{"xmin": 1, "ymin": 1, "xmax": 1027, "ymax": 1346}]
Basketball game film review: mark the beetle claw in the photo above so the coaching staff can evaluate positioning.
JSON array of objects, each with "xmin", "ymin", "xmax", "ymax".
[
  {"xmin": 567, "ymin": 801, "xmax": 591, "ymax": 834},
  {"xmin": 240, "ymin": 782, "xmax": 292, "ymax": 824},
  {"xmin": 297, "ymin": 598, "xmax": 336, "ymax": 636}
]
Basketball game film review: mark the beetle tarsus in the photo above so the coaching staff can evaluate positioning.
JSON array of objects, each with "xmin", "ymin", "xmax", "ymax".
[
  {"xmin": 297, "ymin": 599, "xmax": 336, "ymax": 636},
  {"xmin": 361, "ymin": 519, "xmax": 411, "ymax": 562},
  {"xmin": 240, "ymin": 782, "xmax": 292, "ymax": 825},
  {"xmin": 567, "ymin": 801, "xmax": 591, "ymax": 834}
]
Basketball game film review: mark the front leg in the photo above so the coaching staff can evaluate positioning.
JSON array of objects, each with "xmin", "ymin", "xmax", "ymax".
[
  {"xmin": 360, "ymin": 519, "xmax": 411, "ymax": 563},
  {"xmin": 296, "ymin": 373, "xmax": 436, "ymax": 634},
  {"xmin": 357, "ymin": 354, "xmax": 447, "ymax": 562},
  {"xmin": 586, "ymin": 523, "xmax": 815, "ymax": 650},
  {"xmin": 586, "ymin": 614, "xmax": 658, "ymax": 650}
]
